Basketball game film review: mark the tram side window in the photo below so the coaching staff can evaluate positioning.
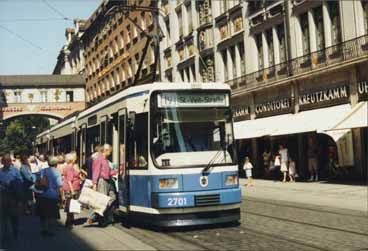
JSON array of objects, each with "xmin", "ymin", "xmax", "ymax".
[{"xmin": 129, "ymin": 113, "xmax": 148, "ymax": 168}]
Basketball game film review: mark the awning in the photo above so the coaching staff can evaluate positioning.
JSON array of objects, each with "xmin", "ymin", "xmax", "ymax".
[
  {"xmin": 234, "ymin": 114, "xmax": 291, "ymax": 139},
  {"xmin": 328, "ymin": 102, "xmax": 368, "ymax": 130},
  {"xmin": 272, "ymin": 104, "xmax": 352, "ymax": 136},
  {"xmin": 234, "ymin": 104, "xmax": 352, "ymax": 139}
]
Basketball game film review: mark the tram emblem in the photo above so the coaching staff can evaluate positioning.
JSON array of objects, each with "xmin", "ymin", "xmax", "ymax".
[{"xmin": 200, "ymin": 176, "xmax": 209, "ymax": 188}]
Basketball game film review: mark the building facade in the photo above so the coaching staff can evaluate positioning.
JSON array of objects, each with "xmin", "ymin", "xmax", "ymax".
[
  {"xmin": 81, "ymin": 0, "xmax": 159, "ymax": 106},
  {"xmin": 0, "ymin": 75, "xmax": 86, "ymax": 121},
  {"xmin": 158, "ymin": 0, "xmax": 368, "ymax": 181},
  {"xmin": 53, "ymin": 19, "xmax": 87, "ymax": 75}
]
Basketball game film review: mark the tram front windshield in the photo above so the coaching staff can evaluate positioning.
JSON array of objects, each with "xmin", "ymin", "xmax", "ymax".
[{"xmin": 151, "ymin": 107, "xmax": 236, "ymax": 168}]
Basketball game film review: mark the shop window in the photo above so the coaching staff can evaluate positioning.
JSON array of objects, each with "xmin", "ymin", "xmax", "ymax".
[
  {"xmin": 66, "ymin": 91, "xmax": 74, "ymax": 102},
  {"xmin": 300, "ymin": 13, "xmax": 310, "ymax": 55}
]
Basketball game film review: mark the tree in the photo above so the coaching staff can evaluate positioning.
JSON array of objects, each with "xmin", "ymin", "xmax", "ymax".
[{"xmin": 0, "ymin": 115, "xmax": 50, "ymax": 155}]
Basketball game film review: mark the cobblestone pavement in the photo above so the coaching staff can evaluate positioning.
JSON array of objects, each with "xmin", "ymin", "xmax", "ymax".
[{"xmin": 114, "ymin": 198, "xmax": 368, "ymax": 251}]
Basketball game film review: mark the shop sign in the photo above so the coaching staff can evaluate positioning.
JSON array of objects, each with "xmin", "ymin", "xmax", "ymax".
[
  {"xmin": 255, "ymin": 97, "xmax": 292, "ymax": 117},
  {"xmin": 0, "ymin": 107, "xmax": 24, "ymax": 112},
  {"xmin": 357, "ymin": 81, "xmax": 368, "ymax": 101},
  {"xmin": 40, "ymin": 106, "xmax": 72, "ymax": 111},
  {"xmin": 232, "ymin": 105, "xmax": 250, "ymax": 122},
  {"xmin": 299, "ymin": 85, "xmax": 349, "ymax": 110}
]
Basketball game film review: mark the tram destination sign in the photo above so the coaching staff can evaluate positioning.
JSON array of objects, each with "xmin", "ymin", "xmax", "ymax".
[{"xmin": 157, "ymin": 92, "xmax": 229, "ymax": 108}]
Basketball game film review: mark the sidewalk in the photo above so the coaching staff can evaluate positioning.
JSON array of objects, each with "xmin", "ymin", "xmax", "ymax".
[
  {"xmin": 240, "ymin": 178, "xmax": 368, "ymax": 214},
  {"xmin": 5, "ymin": 212, "xmax": 155, "ymax": 251}
]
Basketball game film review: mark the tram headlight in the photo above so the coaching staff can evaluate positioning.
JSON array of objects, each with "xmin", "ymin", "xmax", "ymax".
[
  {"xmin": 159, "ymin": 178, "xmax": 179, "ymax": 189},
  {"xmin": 225, "ymin": 175, "xmax": 238, "ymax": 186}
]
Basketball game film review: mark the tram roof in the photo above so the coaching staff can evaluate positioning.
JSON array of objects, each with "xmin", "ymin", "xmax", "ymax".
[
  {"xmin": 77, "ymin": 82, "xmax": 229, "ymax": 120},
  {"xmin": 36, "ymin": 82, "xmax": 229, "ymax": 140}
]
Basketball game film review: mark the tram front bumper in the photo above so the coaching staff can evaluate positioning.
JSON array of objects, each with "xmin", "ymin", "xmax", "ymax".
[{"xmin": 151, "ymin": 188, "xmax": 241, "ymax": 209}]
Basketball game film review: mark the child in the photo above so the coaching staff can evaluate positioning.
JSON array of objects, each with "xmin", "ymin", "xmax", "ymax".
[
  {"xmin": 243, "ymin": 156, "xmax": 254, "ymax": 186},
  {"xmin": 288, "ymin": 157, "xmax": 296, "ymax": 182}
]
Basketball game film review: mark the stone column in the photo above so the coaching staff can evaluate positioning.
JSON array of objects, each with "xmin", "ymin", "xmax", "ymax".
[
  {"xmin": 272, "ymin": 26, "xmax": 280, "ymax": 64},
  {"xmin": 227, "ymin": 48, "xmax": 233, "ymax": 80},
  {"xmin": 308, "ymin": 10, "xmax": 317, "ymax": 53},
  {"xmin": 235, "ymin": 43, "xmax": 242, "ymax": 78},
  {"xmin": 262, "ymin": 32, "xmax": 269, "ymax": 68},
  {"xmin": 323, "ymin": 2, "xmax": 332, "ymax": 48},
  {"xmin": 350, "ymin": 66, "xmax": 359, "ymax": 106}
]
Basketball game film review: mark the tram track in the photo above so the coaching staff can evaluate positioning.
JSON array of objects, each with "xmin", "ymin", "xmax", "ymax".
[
  {"xmin": 245, "ymin": 197, "xmax": 368, "ymax": 219},
  {"xmin": 242, "ymin": 210, "xmax": 368, "ymax": 237}
]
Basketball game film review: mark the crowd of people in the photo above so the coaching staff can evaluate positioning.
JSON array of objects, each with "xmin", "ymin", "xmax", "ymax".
[
  {"xmin": 0, "ymin": 143, "xmax": 117, "ymax": 241},
  {"xmin": 243, "ymin": 144, "xmax": 298, "ymax": 186}
]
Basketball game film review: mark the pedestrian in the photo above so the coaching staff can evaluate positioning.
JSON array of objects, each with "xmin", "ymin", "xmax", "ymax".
[
  {"xmin": 56, "ymin": 154, "xmax": 66, "ymax": 178},
  {"xmin": 62, "ymin": 153, "xmax": 81, "ymax": 229},
  {"xmin": 273, "ymin": 154, "xmax": 281, "ymax": 181},
  {"xmin": 262, "ymin": 148, "xmax": 271, "ymax": 177},
  {"xmin": 37, "ymin": 154, "xmax": 48, "ymax": 170},
  {"xmin": 19, "ymin": 155, "xmax": 35, "ymax": 215},
  {"xmin": 88, "ymin": 144, "xmax": 117, "ymax": 226},
  {"xmin": 288, "ymin": 157, "xmax": 296, "ymax": 183},
  {"xmin": 35, "ymin": 156, "xmax": 64, "ymax": 236},
  {"xmin": 243, "ymin": 156, "xmax": 254, "ymax": 186},
  {"xmin": 85, "ymin": 145, "xmax": 101, "ymax": 180},
  {"xmin": 0, "ymin": 154, "xmax": 23, "ymax": 239},
  {"xmin": 308, "ymin": 138, "xmax": 319, "ymax": 181},
  {"xmin": 279, "ymin": 144, "xmax": 289, "ymax": 182},
  {"xmin": 12, "ymin": 155, "xmax": 21, "ymax": 170}
]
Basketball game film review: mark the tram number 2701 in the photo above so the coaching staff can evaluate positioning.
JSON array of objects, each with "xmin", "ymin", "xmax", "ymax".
[{"xmin": 167, "ymin": 197, "xmax": 187, "ymax": 206}]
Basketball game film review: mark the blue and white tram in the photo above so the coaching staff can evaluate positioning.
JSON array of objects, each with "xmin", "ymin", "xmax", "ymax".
[{"xmin": 37, "ymin": 82, "xmax": 241, "ymax": 227}]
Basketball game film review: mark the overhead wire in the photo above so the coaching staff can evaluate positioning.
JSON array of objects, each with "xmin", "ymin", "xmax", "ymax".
[
  {"xmin": 42, "ymin": 0, "xmax": 70, "ymax": 20},
  {"xmin": 0, "ymin": 24, "xmax": 43, "ymax": 51},
  {"xmin": 0, "ymin": 18, "xmax": 71, "ymax": 23}
]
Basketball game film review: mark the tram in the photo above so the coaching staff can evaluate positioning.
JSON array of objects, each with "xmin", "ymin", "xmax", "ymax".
[{"xmin": 36, "ymin": 82, "xmax": 241, "ymax": 227}]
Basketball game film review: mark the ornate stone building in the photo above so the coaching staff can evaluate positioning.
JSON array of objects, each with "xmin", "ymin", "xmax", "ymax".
[
  {"xmin": 53, "ymin": 19, "xmax": 87, "ymax": 75},
  {"xmin": 81, "ymin": 0, "xmax": 159, "ymax": 106},
  {"xmin": 158, "ymin": 0, "xmax": 368, "ymax": 181}
]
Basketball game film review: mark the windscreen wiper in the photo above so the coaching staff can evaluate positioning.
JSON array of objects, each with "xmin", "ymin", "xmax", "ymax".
[{"xmin": 201, "ymin": 150, "xmax": 224, "ymax": 174}]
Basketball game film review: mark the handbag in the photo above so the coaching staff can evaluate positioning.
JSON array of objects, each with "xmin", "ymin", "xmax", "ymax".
[
  {"xmin": 69, "ymin": 199, "xmax": 81, "ymax": 214},
  {"xmin": 35, "ymin": 170, "xmax": 49, "ymax": 191}
]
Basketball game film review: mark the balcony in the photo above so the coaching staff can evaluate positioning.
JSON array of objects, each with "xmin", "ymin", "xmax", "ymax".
[{"xmin": 228, "ymin": 34, "xmax": 368, "ymax": 91}]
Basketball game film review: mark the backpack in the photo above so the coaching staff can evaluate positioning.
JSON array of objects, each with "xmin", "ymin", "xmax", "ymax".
[{"xmin": 35, "ymin": 169, "xmax": 49, "ymax": 191}]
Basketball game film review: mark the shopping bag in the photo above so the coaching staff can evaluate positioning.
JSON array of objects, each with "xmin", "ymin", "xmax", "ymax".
[
  {"xmin": 78, "ymin": 187, "xmax": 111, "ymax": 216},
  {"xmin": 69, "ymin": 199, "xmax": 81, "ymax": 214}
]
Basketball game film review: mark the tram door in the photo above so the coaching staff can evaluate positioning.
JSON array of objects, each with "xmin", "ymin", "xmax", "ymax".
[{"xmin": 117, "ymin": 109, "xmax": 129, "ymax": 209}]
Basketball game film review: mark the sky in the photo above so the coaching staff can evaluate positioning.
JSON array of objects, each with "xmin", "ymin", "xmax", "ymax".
[{"xmin": 0, "ymin": 0, "xmax": 101, "ymax": 75}]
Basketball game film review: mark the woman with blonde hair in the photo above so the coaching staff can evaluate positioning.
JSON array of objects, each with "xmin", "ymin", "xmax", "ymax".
[{"xmin": 62, "ymin": 153, "xmax": 81, "ymax": 229}]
